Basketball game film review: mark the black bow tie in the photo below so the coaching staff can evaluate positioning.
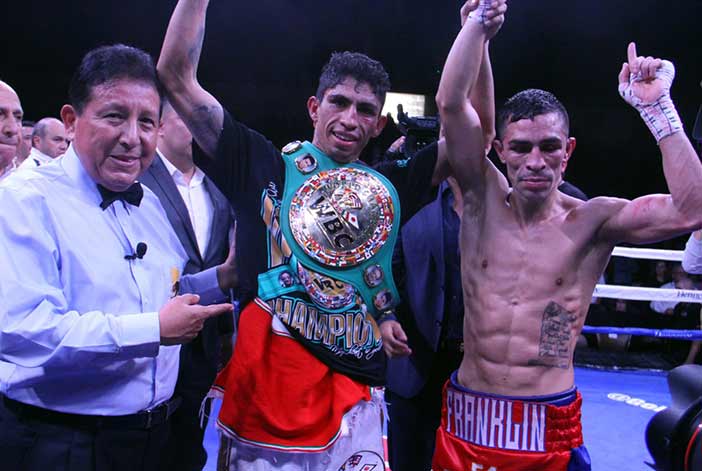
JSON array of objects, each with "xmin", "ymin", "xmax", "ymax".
[{"xmin": 97, "ymin": 182, "xmax": 144, "ymax": 210}]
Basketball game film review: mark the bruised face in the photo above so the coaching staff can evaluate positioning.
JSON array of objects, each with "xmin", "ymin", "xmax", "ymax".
[
  {"xmin": 307, "ymin": 77, "xmax": 387, "ymax": 164},
  {"xmin": 494, "ymin": 112, "xmax": 575, "ymax": 201},
  {"xmin": 61, "ymin": 79, "xmax": 160, "ymax": 191}
]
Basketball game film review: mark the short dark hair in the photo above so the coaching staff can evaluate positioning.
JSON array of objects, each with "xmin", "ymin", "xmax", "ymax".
[
  {"xmin": 496, "ymin": 89, "xmax": 569, "ymax": 139},
  {"xmin": 68, "ymin": 44, "xmax": 163, "ymax": 115},
  {"xmin": 22, "ymin": 120, "xmax": 35, "ymax": 128},
  {"xmin": 315, "ymin": 51, "xmax": 391, "ymax": 108}
]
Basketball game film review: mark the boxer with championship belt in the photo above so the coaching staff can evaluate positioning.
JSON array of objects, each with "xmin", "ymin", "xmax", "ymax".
[{"xmin": 157, "ymin": 1, "xmax": 493, "ymax": 469}]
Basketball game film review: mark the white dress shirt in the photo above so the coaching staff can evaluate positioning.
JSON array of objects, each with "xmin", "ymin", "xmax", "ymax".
[
  {"xmin": 158, "ymin": 151, "xmax": 214, "ymax": 257},
  {"xmin": 17, "ymin": 147, "xmax": 54, "ymax": 170},
  {"xmin": 0, "ymin": 145, "xmax": 222, "ymax": 415}
]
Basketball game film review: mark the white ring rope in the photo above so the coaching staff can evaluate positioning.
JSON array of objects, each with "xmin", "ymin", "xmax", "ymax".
[
  {"xmin": 593, "ymin": 284, "xmax": 702, "ymax": 303},
  {"xmin": 611, "ymin": 246, "xmax": 683, "ymax": 262},
  {"xmin": 592, "ymin": 246, "xmax": 696, "ymax": 302},
  {"xmin": 585, "ymin": 246, "xmax": 702, "ymax": 339}
]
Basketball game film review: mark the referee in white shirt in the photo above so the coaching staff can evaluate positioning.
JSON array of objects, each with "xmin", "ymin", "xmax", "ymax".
[{"xmin": 0, "ymin": 45, "xmax": 236, "ymax": 471}]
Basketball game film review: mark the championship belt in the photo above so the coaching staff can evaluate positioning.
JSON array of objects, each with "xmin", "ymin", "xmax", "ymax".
[{"xmin": 257, "ymin": 140, "xmax": 400, "ymax": 319}]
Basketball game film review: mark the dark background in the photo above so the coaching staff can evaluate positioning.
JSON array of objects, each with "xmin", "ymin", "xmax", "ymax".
[{"xmin": 4, "ymin": 0, "xmax": 701, "ymax": 236}]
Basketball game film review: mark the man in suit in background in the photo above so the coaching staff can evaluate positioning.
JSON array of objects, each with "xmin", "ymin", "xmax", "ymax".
[
  {"xmin": 140, "ymin": 100, "xmax": 235, "ymax": 471},
  {"xmin": 383, "ymin": 177, "xmax": 466, "ymax": 471}
]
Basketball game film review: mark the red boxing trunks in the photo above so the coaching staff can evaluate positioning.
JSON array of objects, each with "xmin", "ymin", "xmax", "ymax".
[
  {"xmin": 211, "ymin": 298, "xmax": 370, "ymax": 450},
  {"xmin": 433, "ymin": 371, "xmax": 591, "ymax": 471}
]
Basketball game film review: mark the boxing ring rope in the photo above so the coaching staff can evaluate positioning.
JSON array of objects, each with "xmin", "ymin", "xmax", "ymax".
[
  {"xmin": 593, "ymin": 284, "xmax": 702, "ymax": 303},
  {"xmin": 585, "ymin": 245, "xmax": 702, "ymax": 340},
  {"xmin": 611, "ymin": 246, "xmax": 683, "ymax": 262},
  {"xmin": 581, "ymin": 326, "xmax": 702, "ymax": 340}
]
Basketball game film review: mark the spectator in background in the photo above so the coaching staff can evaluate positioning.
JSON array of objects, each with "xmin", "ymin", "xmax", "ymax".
[
  {"xmin": 650, "ymin": 263, "xmax": 690, "ymax": 316},
  {"xmin": 14, "ymin": 119, "xmax": 34, "ymax": 167},
  {"xmin": 0, "ymin": 81, "xmax": 22, "ymax": 179},
  {"xmin": 18, "ymin": 117, "xmax": 68, "ymax": 169},
  {"xmin": 641, "ymin": 260, "xmax": 671, "ymax": 287},
  {"xmin": 139, "ymin": 99, "xmax": 236, "ymax": 471}
]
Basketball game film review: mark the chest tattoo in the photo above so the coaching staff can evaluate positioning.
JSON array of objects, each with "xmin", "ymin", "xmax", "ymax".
[{"xmin": 527, "ymin": 301, "xmax": 577, "ymax": 369}]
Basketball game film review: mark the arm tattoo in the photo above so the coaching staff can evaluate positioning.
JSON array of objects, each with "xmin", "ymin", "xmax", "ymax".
[
  {"xmin": 527, "ymin": 301, "xmax": 577, "ymax": 369},
  {"xmin": 191, "ymin": 104, "xmax": 222, "ymax": 158},
  {"xmin": 187, "ymin": 25, "xmax": 206, "ymax": 70}
]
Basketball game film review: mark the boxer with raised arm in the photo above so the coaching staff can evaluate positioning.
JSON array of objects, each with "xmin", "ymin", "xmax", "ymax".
[{"xmin": 434, "ymin": 2, "xmax": 702, "ymax": 470}]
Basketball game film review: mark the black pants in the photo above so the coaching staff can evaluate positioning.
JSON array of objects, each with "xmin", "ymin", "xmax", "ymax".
[
  {"xmin": 0, "ymin": 397, "xmax": 170, "ymax": 471},
  {"xmin": 158, "ymin": 338, "xmax": 219, "ymax": 471},
  {"xmin": 158, "ymin": 391, "xmax": 211, "ymax": 471},
  {"xmin": 386, "ymin": 349, "xmax": 462, "ymax": 471}
]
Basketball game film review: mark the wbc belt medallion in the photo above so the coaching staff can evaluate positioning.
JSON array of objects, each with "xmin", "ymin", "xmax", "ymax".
[{"xmin": 288, "ymin": 167, "xmax": 395, "ymax": 268}]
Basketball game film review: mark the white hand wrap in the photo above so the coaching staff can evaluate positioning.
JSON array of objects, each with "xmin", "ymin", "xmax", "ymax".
[
  {"xmin": 468, "ymin": 0, "xmax": 492, "ymax": 25},
  {"xmin": 618, "ymin": 60, "xmax": 683, "ymax": 143}
]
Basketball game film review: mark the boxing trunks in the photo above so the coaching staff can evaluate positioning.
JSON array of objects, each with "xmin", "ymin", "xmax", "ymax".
[
  {"xmin": 433, "ymin": 371, "xmax": 591, "ymax": 471},
  {"xmin": 212, "ymin": 298, "xmax": 370, "ymax": 448},
  {"xmin": 212, "ymin": 299, "xmax": 386, "ymax": 469}
]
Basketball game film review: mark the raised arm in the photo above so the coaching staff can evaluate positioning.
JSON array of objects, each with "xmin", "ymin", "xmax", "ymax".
[
  {"xmin": 158, "ymin": 0, "xmax": 223, "ymax": 158},
  {"xmin": 599, "ymin": 43, "xmax": 702, "ymax": 244},
  {"xmin": 435, "ymin": 0, "xmax": 506, "ymax": 192},
  {"xmin": 433, "ymin": 41, "xmax": 496, "ymax": 186},
  {"xmin": 463, "ymin": 0, "xmax": 497, "ymax": 153},
  {"xmin": 470, "ymin": 42, "xmax": 496, "ymax": 153}
]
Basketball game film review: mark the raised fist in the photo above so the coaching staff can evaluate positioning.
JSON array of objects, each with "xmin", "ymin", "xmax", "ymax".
[
  {"xmin": 618, "ymin": 42, "xmax": 674, "ymax": 108},
  {"xmin": 462, "ymin": 0, "xmax": 508, "ymax": 41},
  {"xmin": 617, "ymin": 42, "xmax": 682, "ymax": 142}
]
